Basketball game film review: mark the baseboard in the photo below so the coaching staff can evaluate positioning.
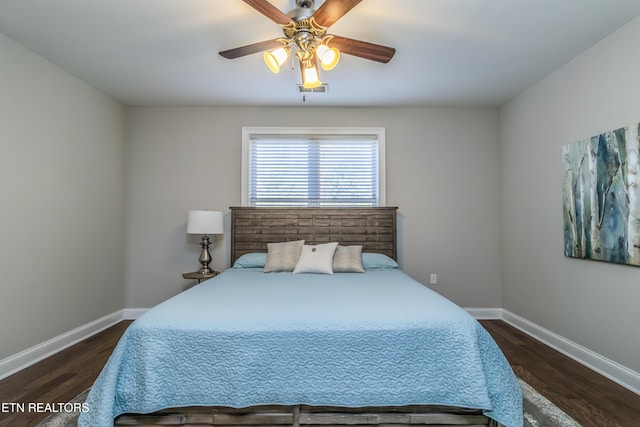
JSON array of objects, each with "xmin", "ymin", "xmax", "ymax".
[
  {"xmin": 502, "ymin": 309, "xmax": 640, "ymax": 396},
  {"xmin": 465, "ymin": 307, "xmax": 502, "ymax": 319},
  {"xmin": 123, "ymin": 308, "xmax": 148, "ymax": 319},
  {"xmin": 0, "ymin": 310, "xmax": 125, "ymax": 381}
]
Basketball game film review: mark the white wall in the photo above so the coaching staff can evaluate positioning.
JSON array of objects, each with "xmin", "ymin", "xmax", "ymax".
[
  {"xmin": 499, "ymin": 16, "xmax": 640, "ymax": 373},
  {"xmin": 0, "ymin": 34, "xmax": 126, "ymax": 360},
  {"xmin": 125, "ymin": 107, "xmax": 501, "ymax": 309}
]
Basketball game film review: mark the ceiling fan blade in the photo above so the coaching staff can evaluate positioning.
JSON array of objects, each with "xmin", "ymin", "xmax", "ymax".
[
  {"xmin": 328, "ymin": 36, "xmax": 396, "ymax": 63},
  {"xmin": 242, "ymin": 0, "xmax": 292, "ymax": 25},
  {"xmin": 312, "ymin": 0, "xmax": 363, "ymax": 28},
  {"xmin": 219, "ymin": 38, "xmax": 284, "ymax": 59}
]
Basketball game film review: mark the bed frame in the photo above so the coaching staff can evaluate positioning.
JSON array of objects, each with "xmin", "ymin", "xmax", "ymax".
[{"xmin": 115, "ymin": 207, "xmax": 501, "ymax": 427}]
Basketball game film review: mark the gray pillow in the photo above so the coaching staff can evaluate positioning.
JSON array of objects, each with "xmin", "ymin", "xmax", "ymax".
[
  {"xmin": 263, "ymin": 240, "xmax": 305, "ymax": 272},
  {"xmin": 332, "ymin": 245, "xmax": 365, "ymax": 273}
]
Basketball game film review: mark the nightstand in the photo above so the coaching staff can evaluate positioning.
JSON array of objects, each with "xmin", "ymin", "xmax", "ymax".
[{"xmin": 182, "ymin": 271, "xmax": 219, "ymax": 283}]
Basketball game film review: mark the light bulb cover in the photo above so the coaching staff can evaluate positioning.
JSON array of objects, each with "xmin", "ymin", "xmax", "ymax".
[
  {"xmin": 317, "ymin": 44, "xmax": 340, "ymax": 71},
  {"xmin": 301, "ymin": 63, "xmax": 322, "ymax": 88},
  {"xmin": 263, "ymin": 47, "xmax": 289, "ymax": 73}
]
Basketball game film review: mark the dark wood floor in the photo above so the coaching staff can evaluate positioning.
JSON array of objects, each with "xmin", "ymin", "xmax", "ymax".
[
  {"xmin": 1, "ymin": 320, "xmax": 639, "ymax": 426},
  {"xmin": 0, "ymin": 321, "xmax": 132, "ymax": 427},
  {"xmin": 480, "ymin": 320, "xmax": 640, "ymax": 427}
]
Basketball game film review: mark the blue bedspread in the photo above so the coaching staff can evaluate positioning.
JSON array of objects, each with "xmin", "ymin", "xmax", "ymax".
[{"xmin": 79, "ymin": 269, "xmax": 522, "ymax": 426}]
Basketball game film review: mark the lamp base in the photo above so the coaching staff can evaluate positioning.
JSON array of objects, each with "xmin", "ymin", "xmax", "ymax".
[
  {"xmin": 197, "ymin": 266, "xmax": 215, "ymax": 275},
  {"xmin": 197, "ymin": 235, "xmax": 214, "ymax": 275}
]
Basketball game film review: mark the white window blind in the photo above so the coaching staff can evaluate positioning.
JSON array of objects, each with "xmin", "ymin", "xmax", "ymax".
[{"xmin": 247, "ymin": 134, "xmax": 381, "ymax": 207}]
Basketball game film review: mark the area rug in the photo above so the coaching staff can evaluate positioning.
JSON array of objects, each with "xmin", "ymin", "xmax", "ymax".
[
  {"xmin": 519, "ymin": 380, "xmax": 582, "ymax": 427},
  {"xmin": 36, "ymin": 388, "xmax": 89, "ymax": 427},
  {"xmin": 37, "ymin": 380, "xmax": 581, "ymax": 427}
]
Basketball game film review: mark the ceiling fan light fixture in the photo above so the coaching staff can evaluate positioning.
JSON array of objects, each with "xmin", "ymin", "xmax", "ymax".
[
  {"xmin": 218, "ymin": 0, "xmax": 396, "ymax": 92},
  {"xmin": 263, "ymin": 47, "xmax": 290, "ymax": 73},
  {"xmin": 316, "ymin": 44, "xmax": 340, "ymax": 71}
]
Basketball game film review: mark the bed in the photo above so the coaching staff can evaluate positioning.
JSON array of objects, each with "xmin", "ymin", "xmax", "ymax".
[{"xmin": 79, "ymin": 207, "xmax": 522, "ymax": 427}]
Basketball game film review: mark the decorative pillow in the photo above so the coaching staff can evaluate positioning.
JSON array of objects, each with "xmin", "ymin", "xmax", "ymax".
[
  {"xmin": 362, "ymin": 253, "xmax": 399, "ymax": 269},
  {"xmin": 232, "ymin": 253, "xmax": 267, "ymax": 269},
  {"xmin": 263, "ymin": 240, "xmax": 305, "ymax": 272},
  {"xmin": 293, "ymin": 242, "xmax": 339, "ymax": 274},
  {"xmin": 332, "ymin": 245, "xmax": 365, "ymax": 273}
]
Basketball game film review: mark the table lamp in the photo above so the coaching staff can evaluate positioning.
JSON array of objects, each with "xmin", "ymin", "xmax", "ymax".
[{"xmin": 187, "ymin": 210, "xmax": 224, "ymax": 274}]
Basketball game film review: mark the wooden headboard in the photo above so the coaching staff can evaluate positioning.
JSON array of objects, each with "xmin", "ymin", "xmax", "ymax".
[{"xmin": 230, "ymin": 207, "xmax": 398, "ymax": 263}]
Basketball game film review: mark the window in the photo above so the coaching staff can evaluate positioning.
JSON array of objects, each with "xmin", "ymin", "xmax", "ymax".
[{"xmin": 242, "ymin": 127, "xmax": 385, "ymax": 207}]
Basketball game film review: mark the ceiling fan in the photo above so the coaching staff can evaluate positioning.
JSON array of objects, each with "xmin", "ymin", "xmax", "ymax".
[{"xmin": 219, "ymin": 0, "xmax": 396, "ymax": 89}]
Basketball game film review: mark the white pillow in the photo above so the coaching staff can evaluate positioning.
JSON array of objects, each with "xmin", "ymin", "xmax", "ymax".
[
  {"xmin": 263, "ymin": 240, "xmax": 305, "ymax": 272},
  {"xmin": 293, "ymin": 242, "xmax": 339, "ymax": 274}
]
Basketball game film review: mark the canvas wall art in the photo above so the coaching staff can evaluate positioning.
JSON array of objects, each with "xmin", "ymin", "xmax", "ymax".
[{"xmin": 562, "ymin": 121, "xmax": 640, "ymax": 266}]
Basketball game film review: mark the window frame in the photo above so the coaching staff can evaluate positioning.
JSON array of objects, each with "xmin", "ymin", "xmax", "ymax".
[{"xmin": 241, "ymin": 126, "xmax": 386, "ymax": 207}]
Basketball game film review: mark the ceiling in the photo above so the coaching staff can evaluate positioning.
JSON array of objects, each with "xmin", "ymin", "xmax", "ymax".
[{"xmin": 2, "ymin": 0, "xmax": 640, "ymax": 107}]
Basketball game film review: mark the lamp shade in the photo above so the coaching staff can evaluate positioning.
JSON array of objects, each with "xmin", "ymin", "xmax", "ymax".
[
  {"xmin": 263, "ymin": 47, "xmax": 289, "ymax": 73},
  {"xmin": 317, "ymin": 44, "xmax": 340, "ymax": 71},
  {"xmin": 301, "ymin": 63, "xmax": 322, "ymax": 88},
  {"xmin": 187, "ymin": 210, "xmax": 224, "ymax": 235}
]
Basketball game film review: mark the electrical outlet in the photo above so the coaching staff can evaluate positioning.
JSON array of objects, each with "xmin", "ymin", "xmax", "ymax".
[{"xmin": 430, "ymin": 273, "xmax": 438, "ymax": 285}]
